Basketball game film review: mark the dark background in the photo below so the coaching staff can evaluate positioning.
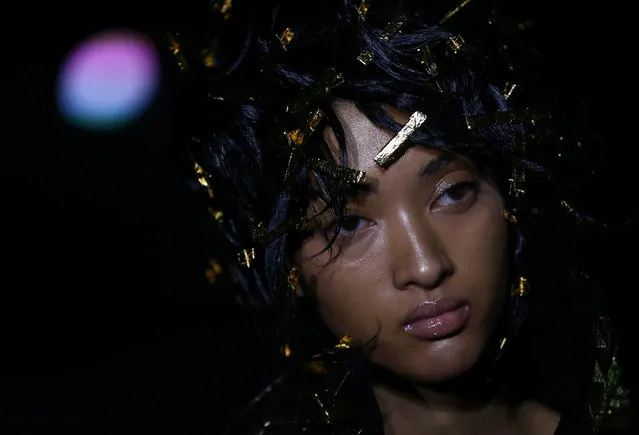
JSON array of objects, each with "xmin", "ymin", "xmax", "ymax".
[{"xmin": 1, "ymin": 1, "xmax": 636, "ymax": 434}]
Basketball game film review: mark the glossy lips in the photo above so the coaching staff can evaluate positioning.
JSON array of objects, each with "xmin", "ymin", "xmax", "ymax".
[{"xmin": 402, "ymin": 297, "xmax": 470, "ymax": 340}]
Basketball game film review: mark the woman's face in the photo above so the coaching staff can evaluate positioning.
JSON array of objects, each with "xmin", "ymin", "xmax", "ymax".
[{"xmin": 296, "ymin": 100, "xmax": 509, "ymax": 384}]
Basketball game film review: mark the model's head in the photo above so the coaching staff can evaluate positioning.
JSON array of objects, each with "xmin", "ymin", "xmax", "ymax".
[
  {"xmin": 294, "ymin": 100, "xmax": 511, "ymax": 383},
  {"xmin": 181, "ymin": 0, "xmax": 568, "ymax": 386}
]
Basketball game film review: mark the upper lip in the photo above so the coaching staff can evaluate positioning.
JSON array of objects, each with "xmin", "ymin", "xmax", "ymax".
[{"xmin": 403, "ymin": 297, "xmax": 469, "ymax": 326}]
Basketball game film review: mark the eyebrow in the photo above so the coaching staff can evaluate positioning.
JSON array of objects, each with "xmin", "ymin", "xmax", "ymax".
[{"xmin": 346, "ymin": 152, "xmax": 456, "ymax": 197}]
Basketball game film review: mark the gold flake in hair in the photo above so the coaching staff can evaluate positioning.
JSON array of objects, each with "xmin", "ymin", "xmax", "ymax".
[
  {"xmin": 357, "ymin": 0, "xmax": 369, "ymax": 20},
  {"xmin": 357, "ymin": 16, "xmax": 407, "ymax": 65},
  {"xmin": 284, "ymin": 110, "xmax": 326, "ymax": 181},
  {"xmin": 193, "ymin": 161, "xmax": 215, "ymax": 199},
  {"xmin": 287, "ymin": 129, "xmax": 305, "ymax": 146},
  {"xmin": 166, "ymin": 33, "xmax": 188, "ymax": 72},
  {"xmin": 238, "ymin": 248, "xmax": 256, "ymax": 268},
  {"xmin": 306, "ymin": 109, "xmax": 324, "ymax": 133},
  {"xmin": 503, "ymin": 209, "xmax": 517, "ymax": 223},
  {"xmin": 287, "ymin": 266, "xmax": 301, "ymax": 292},
  {"xmin": 309, "ymin": 158, "xmax": 366, "ymax": 184},
  {"xmin": 278, "ymin": 28, "xmax": 295, "ymax": 51},
  {"xmin": 438, "ymin": 0, "xmax": 476, "ymax": 24},
  {"xmin": 503, "ymin": 82, "xmax": 518, "ymax": 100},
  {"xmin": 448, "ymin": 34, "xmax": 465, "ymax": 53},
  {"xmin": 374, "ymin": 111, "xmax": 428, "ymax": 168},
  {"xmin": 357, "ymin": 50, "xmax": 374, "ymax": 65},
  {"xmin": 335, "ymin": 335, "xmax": 353, "ymax": 349},
  {"xmin": 511, "ymin": 277, "xmax": 530, "ymax": 297},
  {"xmin": 212, "ymin": 0, "xmax": 232, "ymax": 20},
  {"xmin": 208, "ymin": 208, "xmax": 224, "ymax": 224}
]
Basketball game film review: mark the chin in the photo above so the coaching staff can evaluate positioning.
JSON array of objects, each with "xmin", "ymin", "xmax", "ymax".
[{"xmin": 380, "ymin": 333, "xmax": 488, "ymax": 385}]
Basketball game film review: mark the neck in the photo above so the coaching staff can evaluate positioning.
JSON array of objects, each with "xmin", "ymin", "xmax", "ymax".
[{"xmin": 373, "ymin": 381, "xmax": 520, "ymax": 435}]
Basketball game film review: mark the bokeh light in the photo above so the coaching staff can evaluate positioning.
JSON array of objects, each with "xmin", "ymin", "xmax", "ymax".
[{"xmin": 56, "ymin": 29, "xmax": 160, "ymax": 131}]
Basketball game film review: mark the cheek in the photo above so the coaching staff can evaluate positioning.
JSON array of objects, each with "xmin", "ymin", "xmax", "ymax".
[
  {"xmin": 299, "ymin": 239, "xmax": 390, "ymax": 342},
  {"xmin": 448, "ymin": 198, "xmax": 509, "ymax": 313}
]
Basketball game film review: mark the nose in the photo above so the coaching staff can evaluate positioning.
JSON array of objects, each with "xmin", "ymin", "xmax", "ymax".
[{"xmin": 389, "ymin": 208, "xmax": 454, "ymax": 291}]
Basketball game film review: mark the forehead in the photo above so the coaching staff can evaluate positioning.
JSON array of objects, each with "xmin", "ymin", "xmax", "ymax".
[{"xmin": 322, "ymin": 99, "xmax": 423, "ymax": 174}]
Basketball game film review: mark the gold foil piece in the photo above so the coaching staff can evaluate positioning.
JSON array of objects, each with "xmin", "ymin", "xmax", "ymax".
[
  {"xmin": 238, "ymin": 248, "xmax": 256, "ymax": 268},
  {"xmin": 205, "ymin": 258, "xmax": 223, "ymax": 284},
  {"xmin": 213, "ymin": 0, "xmax": 232, "ymax": 20},
  {"xmin": 511, "ymin": 277, "xmax": 529, "ymax": 297},
  {"xmin": 193, "ymin": 161, "xmax": 215, "ymax": 199},
  {"xmin": 357, "ymin": 50, "xmax": 374, "ymax": 65},
  {"xmin": 309, "ymin": 158, "xmax": 366, "ymax": 184},
  {"xmin": 307, "ymin": 109, "xmax": 324, "ymax": 133},
  {"xmin": 448, "ymin": 34, "xmax": 465, "ymax": 53},
  {"xmin": 503, "ymin": 82, "xmax": 518, "ymax": 100},
  {"xmin": 279, "ymin": 28, "xmax": 295, "ymax": 50},
  {"xmin": 335, "ymin": 335, "xmax": 353, "ymax": 349},
  {"xmin": 208, "ymin": 208, "xmax": 224, "ymax": 224},
  {"xmin": 284, "ymin": 110, "xmax": 326, "ymax": 181},
  {"xmin": 357, "ymin": 1, "xmax": 369, "ymax": 19},
  {"xmin": 503, "ymin": 209, "xmax": 517, "ymax": 223},
  {"xmin": 287, "ymin": 129, "xmax": 305, "ymax": 146},
  {"xmin": 374, "ymin": 111, "xmax": 428, "ymax": 168},
  {"xmin": 439, "ymin": 0, "xmax": 476, "ymax": 24},
  {"xmin": 166, "ymin": 33, "xmax": 188, "ymax": 72},
  {"xmin": 357, "ymin": 16, "xmax": 406, "ymax": 66},
  {"xmin": 288, "ymin": 266, "xmax": 301, "ymax": 291}
]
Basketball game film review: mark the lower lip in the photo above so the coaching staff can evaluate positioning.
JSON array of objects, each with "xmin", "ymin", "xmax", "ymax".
[{"xmin": 403, "ymin": 305, "xmax": 470, "ymax": 340}]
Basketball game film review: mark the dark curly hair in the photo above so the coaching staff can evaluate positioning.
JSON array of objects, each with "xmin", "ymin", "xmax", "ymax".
[{"xmin": 174, "ymin": 0, "xmax": 600, "ymax": 427}]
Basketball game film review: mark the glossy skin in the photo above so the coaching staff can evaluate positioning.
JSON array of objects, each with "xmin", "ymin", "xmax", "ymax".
[{"xmin": 295, "ymin": 100, "xmax": 510, "ymax": 384}]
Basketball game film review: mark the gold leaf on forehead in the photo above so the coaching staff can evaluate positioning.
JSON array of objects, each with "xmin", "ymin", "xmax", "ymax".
[{"xmin": 374, "ymin": 111, "xmax": 428, "ymax": 168}]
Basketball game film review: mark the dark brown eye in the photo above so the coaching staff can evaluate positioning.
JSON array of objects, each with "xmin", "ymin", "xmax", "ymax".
[
  {"xmin": 434, "ymin": 180, "xmax": 478, "ymax": 208},
  {"xmin": 340, "ymin": 216, "xmax": 362, "ymax": 232}
]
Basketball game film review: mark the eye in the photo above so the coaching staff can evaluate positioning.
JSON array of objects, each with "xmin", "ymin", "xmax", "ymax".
[
  {"xmin": 433, "ymin": 180, "xmax": 478, "ymax": 209},
  {"xmin": 328, "ymin": 215, "xmax": 369, "ymax": 238}
]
